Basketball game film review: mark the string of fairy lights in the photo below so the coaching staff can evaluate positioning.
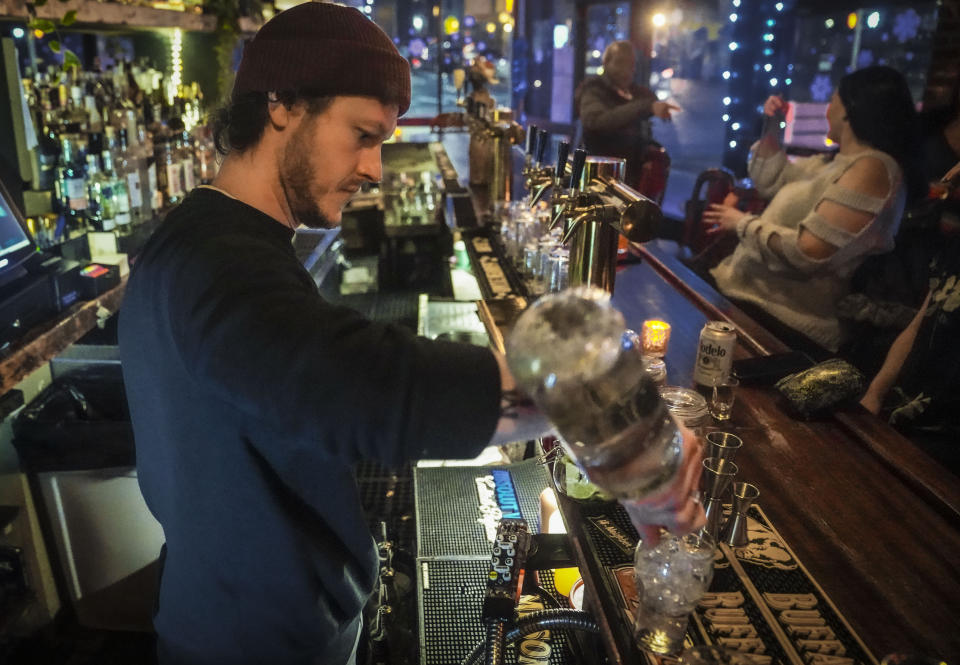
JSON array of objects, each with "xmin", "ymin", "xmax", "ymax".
[{"xmin": 721, "ymin": 0, "xmax": 793, "ymax": 174}]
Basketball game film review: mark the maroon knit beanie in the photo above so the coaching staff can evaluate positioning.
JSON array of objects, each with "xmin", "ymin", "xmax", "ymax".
[{"xmin": 233, "ymin": 2, "xmax": 411, "ymax": 115}]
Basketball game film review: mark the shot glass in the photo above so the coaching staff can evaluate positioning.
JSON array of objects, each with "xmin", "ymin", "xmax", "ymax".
[
  {"xmin": 709, "ymin": 376, "xmax": 739, "ymax": 422},
  {"xmin": 634, "ymin": 531, "xmax": 716, "ymax": 655},
  {"xmin": 704, "ymin": 431, "xmax": 742, "ymax": 462}
]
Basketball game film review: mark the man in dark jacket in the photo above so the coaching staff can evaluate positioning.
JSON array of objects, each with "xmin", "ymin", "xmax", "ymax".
[
  {"xmin": 119, "ymin": 5, "xmax": 704, "ymax": 664},
  {"xmin": 576, "ymin": 41, "xmax": 678, "ymax": 188}
]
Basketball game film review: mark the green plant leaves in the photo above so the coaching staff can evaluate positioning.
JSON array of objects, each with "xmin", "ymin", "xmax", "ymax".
[
  {"xmin": 61, "ymin": 9, "xmax": 77, "ymax": 25},
  {"xmin": 27, "ymin": 17, "xmax": 56, "ymax": 33},
  {"xmin": 62, "ymin": 49, "xmax": 80, "ymax": 71},
  {"xmin": 49, "ymin": 39, "xmax": 60, "ymax": 53}
]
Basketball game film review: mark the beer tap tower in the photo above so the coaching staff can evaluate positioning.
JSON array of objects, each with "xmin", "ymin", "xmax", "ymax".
[
  {"xmin": 468, "ymin": 101, "xmax": 492, "ymax": 187},
  {"xmin": 534, "ymin": 142, "xmax": 664, "ymax": 294},
  {"xmin": 469, "ymin": 104, "xmax": 524, "ymax": 204},
  {"xmin": 489, "ymin": 109, "xmax": 525, "ymax": 203}
]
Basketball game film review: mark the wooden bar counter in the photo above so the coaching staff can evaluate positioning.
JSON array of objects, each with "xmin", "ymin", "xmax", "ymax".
[
  {"xmin": 435, "ymin": 131, "xmax": 959, "ymax": 660},
  {"xmin": 603, "ymin": 244, "xmax": 960, "ymax": 661}
]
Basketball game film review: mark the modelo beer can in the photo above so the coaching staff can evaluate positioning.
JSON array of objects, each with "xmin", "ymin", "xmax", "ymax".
[{"xmin": 693, "ymin": 321, "xmax": 737, "ymax": 395}]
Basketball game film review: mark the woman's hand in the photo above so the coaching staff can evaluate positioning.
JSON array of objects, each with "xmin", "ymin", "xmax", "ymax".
[
  {"xmin": 763, "ymin": 95, "xmax": 787, "ymax": 117},
  {"xmin": 620, "ymin": 424, "xmax": 706, "ymax": 546},
  {"xmin": 702, "ymin": 203, "xmax": 749, "ymax": 234},
  {"xmin": 859, "ymin": 389, "xmax": 883, "ymax": 415},
  {"xmin": 942, "ymin": 161, "xmax": 960, "ymax": 185}
]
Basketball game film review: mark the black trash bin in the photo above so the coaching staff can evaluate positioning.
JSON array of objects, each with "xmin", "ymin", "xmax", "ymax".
[{"xmin": 13, "ymin": 364, "xmax": 134, "ymax": 473}]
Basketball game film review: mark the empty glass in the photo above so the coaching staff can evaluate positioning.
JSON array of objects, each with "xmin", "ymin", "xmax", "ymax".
[
  {"xmin": 659, "ymin": 386, "xmax": 709, "ymax": 439},
  {"xmin": 634, "ymin": 531, "xmax": 716, "ymax": 655},
  {"xmin": 546, "ymin": 250, "xmax": 569, "ymax": 292},
  {"xmin": 710, "ymin": 376, "xmax": 739, "ymax": 421},
  {"xmin": 522, "ymin": 242, "xmax": 540, "ymax": 277}
]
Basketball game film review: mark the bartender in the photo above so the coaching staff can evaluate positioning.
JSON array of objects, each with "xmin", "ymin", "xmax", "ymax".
[{"xmin": 119, "ymin": 4, "xmax": 706, "ymax": 664}]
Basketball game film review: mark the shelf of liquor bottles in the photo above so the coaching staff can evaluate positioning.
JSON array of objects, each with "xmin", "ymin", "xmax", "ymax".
[
  {"xmin": 0, "ymin": 9, "xmax": 221, "ymax": 393},
  {"xmin": 23, "ymin": 53, "xmax": 216, "ymax": 245},
  {"xmin": 0, "ymin": 0, "xmax": 261, "ymax": 33}
]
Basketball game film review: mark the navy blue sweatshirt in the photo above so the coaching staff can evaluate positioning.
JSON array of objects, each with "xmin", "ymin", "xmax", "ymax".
[{"xmin": 119, "ymin": 188, "xmax": 501, "ymax": 664}]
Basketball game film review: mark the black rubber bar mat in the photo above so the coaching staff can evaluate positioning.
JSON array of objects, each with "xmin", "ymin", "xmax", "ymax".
[
  {"xmin": 579, "ymin": 500, "xmax": 877, "ymax": 665},
  {"xmin": 414, "ymin": 460, "xmax": 550, "ymax": 559},
  {"xmin": 460, "ymin": 226, "xmax": 530, "ymax": 300}
]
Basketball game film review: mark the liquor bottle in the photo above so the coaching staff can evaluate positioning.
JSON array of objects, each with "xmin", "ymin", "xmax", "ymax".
[
  {"xmin": 66, "ymin": 85, "xmax": 88, "ymax": 129},
  {"xmin": 506, "ymin": 287, "xmax": 685, "ymax": 504},
  {"xmin": 146, "ymin": 145, "xmax": 160, "ymax": 215},
  {"xmin": 55, "ymin": 126, "xmax": 88, "ymax": 237},
  {"xmin": 155, "ymin": 131, "xmax": 184, "ymax": 208},
  {"xmin": 127, "ymin": 110, "xmax": 156, "ymax": 220},
  {"xmin": 102, "ymin": 150, "xmax": 130, "ymax": 232},
  {"xmin": 172, "ymin": 120, "xmax": 196, "ymax": 194},
  {"xmin": 115, "ymin": 129, "xmax": 143, "ymax": 227},
  {"xmin": 35, "ymin": 101, "xmax": 63, "ymax": 191},
  {"xmin": 193, "ymin": 125, "xmax": 217, "ymax": 185},
  {"xmin": 85, "ymin": 153, "xmax": 117, "ymax": 232}
]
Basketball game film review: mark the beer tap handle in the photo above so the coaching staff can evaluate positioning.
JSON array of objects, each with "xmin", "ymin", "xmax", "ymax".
[
  {"xmin": 535, "ymin": 129, "xmax": 549, "ymax": 166},
  {"xmin": 526, "ymin": 125, "xmax": 539, "ymax": 156},
  {"xmin": 556, "ymin": 141, "xmax": 570, "ymax": 181},
  {"xmin": 569, "ymin": 148, "xmax": 587, "ymax": 191}
]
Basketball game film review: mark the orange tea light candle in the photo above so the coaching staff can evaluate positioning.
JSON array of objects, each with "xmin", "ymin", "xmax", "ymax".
[{"xmin": 641, "ymin": 319, "xmax": 671, "ymax": 357}]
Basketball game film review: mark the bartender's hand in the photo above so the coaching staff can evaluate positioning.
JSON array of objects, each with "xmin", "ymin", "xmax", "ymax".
[
  {"xmin": 702, "ymin": 203, "xmax": 749, "ymax": 234},
  {"xmin": 651, "ymin": 101, "xmax": 680, "ymax": 121},
  {"xmin": 620, "ymin": 424, "xmax": 706, "ymax": 546}
]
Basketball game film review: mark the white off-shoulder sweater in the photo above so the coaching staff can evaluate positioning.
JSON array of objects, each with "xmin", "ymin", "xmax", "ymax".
[{"xmin": 711, "ymin": 145, "xmax": 906, "ymax": 351}]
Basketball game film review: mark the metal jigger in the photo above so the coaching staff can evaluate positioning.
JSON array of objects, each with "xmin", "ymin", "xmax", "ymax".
[
  {"xmin": 721, "ymin": 482, "xmax": 760, "ymax": 547},
  {"xmin": 699, "ymin": 457, "xmax": 738, "ymax": 540}
]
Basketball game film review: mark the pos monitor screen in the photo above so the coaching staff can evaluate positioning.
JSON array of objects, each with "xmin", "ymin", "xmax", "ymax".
[{"xmin": 0, "ymin": 176, "xmax": 37, "ymax": 284}]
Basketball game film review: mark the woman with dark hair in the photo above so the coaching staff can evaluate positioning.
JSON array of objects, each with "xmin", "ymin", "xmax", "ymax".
[{"xmin": 702, "ymin": 66, "xmax": 923, "ymax": 353}]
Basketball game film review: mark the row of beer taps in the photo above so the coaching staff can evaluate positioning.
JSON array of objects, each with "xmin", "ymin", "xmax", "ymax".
[
  {"xmin": 518, "ymin": 125, "xmax": 664, "ymax": 292},
  {"xmin": 463, "ymin": 96, "xmax": 663, "ymax": 292},
  {"xmin": 522, "ymin": 126, "xmax": 662, "ymax": 245}
]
